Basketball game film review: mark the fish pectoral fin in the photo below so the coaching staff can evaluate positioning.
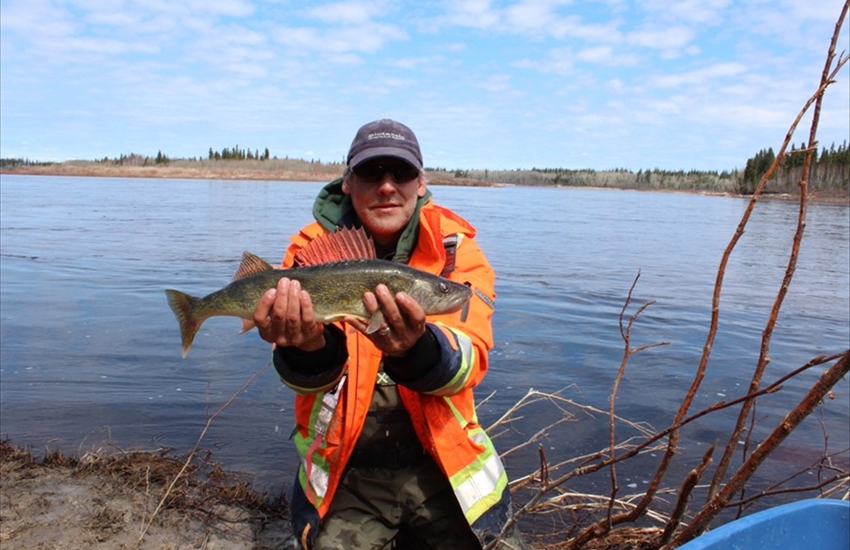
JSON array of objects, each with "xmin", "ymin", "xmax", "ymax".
[
  {"xmin": 364, "ymin": 311, "xmax": 384, "ymax": 334},
  {"xmin": 240, "ymin": 319, "xmax": 256, "ymax": 334}
]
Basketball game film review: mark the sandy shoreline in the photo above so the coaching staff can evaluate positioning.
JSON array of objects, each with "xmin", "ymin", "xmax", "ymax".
[
  {"xmin": 0, "ymin": 440, "xmax": 293, "ymax": 550},
  {"xmin": 4, "ymin": 162, "xmax": 847, "ymax": 203},
  {"xmin": 0, "ymin": 163, "xmax": 494, "ymax": 187},
  {"xmin": 1, "ymin": 163, "xmax": 343, "ymax": 183}
]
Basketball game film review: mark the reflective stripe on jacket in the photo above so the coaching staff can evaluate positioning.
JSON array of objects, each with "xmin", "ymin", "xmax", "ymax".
[{"xmin": 280, "ymin": 199, "xmax": 511, "ymax": 546}]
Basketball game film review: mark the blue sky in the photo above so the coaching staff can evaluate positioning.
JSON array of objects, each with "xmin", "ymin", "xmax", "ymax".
[{"xmin": 1, "ymin": 0, "xmax": 848, "ymax": 171}]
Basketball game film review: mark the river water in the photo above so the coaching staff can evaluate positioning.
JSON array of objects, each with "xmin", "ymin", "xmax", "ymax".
[{"xmin": 1, "ymin": 175, "xmax": 847, "ymax": 504}]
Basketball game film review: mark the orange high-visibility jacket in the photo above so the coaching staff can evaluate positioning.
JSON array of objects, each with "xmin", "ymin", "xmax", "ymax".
[{"xmin": 280, "ymin": 199, "xmax": 512, "ymax": 546}]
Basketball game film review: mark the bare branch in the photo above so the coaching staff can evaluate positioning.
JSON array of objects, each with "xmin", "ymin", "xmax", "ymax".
[
  {"xmin": 659, "ymin": 443, "xmax": 717, "ymax": 546},
  {"xmin": 667, "ymin": 351, "xmax": 850, "ymax": 548},
  {"xmin": 708, "ymin": 0, "xmax": 850, "ymax": 498},
  {"xmin": 135, "ymin": 361, "xmax": 273, "ymax": 548}
]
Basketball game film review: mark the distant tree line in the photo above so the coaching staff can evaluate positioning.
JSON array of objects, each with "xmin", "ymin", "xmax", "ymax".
[
  {"xmin": 103, "ymin": 153, "xmax": 167, "ymax": 166},
  {"xmin": 0, "ymin": 157, "xmax": 55, "ymax": 168},
  {"xmin": 208, "ymin": 145, "xmax": 270, "ymax": 161},
  {"xmin": 86, "ymin": 146, "xmax": 273, "ymax": 166},
  {"xmin": 446, "ymin": 166, "xmax": 738, "ymax": 193},
  {"xmin": 2, "ymin": 141, "xmax": 847, "ymax": 199},
  {"xmin": 444, "ymin": 141, "xmax": 847, "ymax": 197},
  {"xmin": 72, "ymin": 150, "xmax": 344, "ymax": 173},
  {"xmin": 738, "ymin": 140, "xmax": 849, "ymax": 196}
]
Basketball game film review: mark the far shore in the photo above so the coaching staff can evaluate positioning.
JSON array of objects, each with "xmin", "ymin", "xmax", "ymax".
[
  {"xmin": 2, "ymin": 162, "xmax": 847, "ymax": 204},
  {"xmin": 0, "ymin": 162, "xmax": 495, "ymax": 187}
]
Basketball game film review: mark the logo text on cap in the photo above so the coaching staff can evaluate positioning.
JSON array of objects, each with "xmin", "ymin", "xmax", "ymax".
[{"xmin": 368, "ymin": 132, "xmax": 406, "ymax": 141}]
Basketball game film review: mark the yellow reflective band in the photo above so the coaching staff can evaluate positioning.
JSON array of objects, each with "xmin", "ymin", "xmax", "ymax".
[
  {"xmin": 297, "ymin": 459, "xmax": 330, "ymax": 505},
  {"xmin": 315, "ymin": 375, "xmax": 346, "ymax": 435},
  {"xmin": 453, "ymin": 452, "xmax": 507, "ymax": 523},
  {"xmin": 427, "ymin": 324, "xmax": 474, "ymax": 396},
  {"xmin": 298, "ymin": 375, "xmax": 346, "ymax": 501},
  {"xmin": 304, "ymin": 456, "xmax": 330, "ymax": 498},
  {"xmin": 279, "ymin": 369, "xmax": 346, "ymax": 395}
]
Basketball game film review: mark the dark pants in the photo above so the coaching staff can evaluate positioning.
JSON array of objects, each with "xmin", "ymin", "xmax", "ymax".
[{"xmin": 312, "ymin": 456, "xmax": 482, "ymax": 550}]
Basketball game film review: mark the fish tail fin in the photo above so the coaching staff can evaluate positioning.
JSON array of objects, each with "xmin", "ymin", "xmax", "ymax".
[{"xmin": 165, "ymin": 289, "xmax": 205, "ymax": 358}]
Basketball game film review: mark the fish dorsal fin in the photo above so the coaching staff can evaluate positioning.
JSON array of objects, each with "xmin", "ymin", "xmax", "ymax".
[
  {"xmin": 295, "ymin": 226, "xmax": 376, "ymax": 266},
  {"xmin": 232, "ymin": 251, "xmax": 274, "ymax": 282}
]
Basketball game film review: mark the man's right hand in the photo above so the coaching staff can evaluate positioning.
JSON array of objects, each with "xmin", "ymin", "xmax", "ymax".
[{"xmin": 253, "ymin": 277, "xmax": 326, "ymax": 351}]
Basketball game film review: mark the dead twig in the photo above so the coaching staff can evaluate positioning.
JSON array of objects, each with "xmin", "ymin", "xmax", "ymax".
[
  {"xmin": 134, "ymin": 360, "xmax": 273, "ymax": 548},
  {"xmin": 726, "ymin": 472, "xmax": 850, "ymax": 508},
  {"xmin": 666, "ymin": 351, "xmax": 850, "ymax": 548},
  {"xmin": 606, "ymin": 270, "xmax": 670, "ymax": 530},
  {"xmin": 501, "ymin": 5, "xmax": 850, "ymax": 547},
  {"xmin": 658, "ymin": 443, "xmax": 716, "ymax": 546},
  {"xmin": 708, "ymin": 0, "xmax": 850, "ymax": 499}
]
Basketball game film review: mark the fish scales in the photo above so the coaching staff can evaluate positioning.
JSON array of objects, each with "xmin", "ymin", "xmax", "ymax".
[
  {"xmin": 166, "ymin": 256, "xmax": 471, "ymax": 357},
  {"xmin": 216, "ymin": 259, "xmax": 434, "ymax": 320}
]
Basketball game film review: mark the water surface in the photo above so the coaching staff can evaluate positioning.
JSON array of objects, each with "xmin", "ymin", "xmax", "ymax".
[{"xmin": 1, "ymin": 175, "xmax": 847, "ymax": 501}]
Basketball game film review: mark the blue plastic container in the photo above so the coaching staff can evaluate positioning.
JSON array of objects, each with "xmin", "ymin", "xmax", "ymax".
[{"xmin": 677, "ymin": 499, "xmax": 850, "ymax": 550}]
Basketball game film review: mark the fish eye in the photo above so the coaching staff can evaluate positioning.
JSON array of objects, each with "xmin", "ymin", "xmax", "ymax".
[{"xmin": 439, "ymin": 282, "xmax": 449, "ymax": 294}]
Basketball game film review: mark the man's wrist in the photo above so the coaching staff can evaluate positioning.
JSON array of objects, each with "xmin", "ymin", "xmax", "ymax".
[
  {"xmin": 274, "ymin": 325, "xmax": 347, "ymax": 377},
  {"xmin": 383, "ymin": 326, "xmax": 440, "ymax": 380},
  {"xmin": 298, "ymin": 333, "xmax": 326, "ymax": 352}
]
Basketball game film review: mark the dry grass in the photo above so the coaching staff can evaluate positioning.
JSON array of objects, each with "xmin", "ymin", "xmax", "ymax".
[{"xmin": 0, "ymin": 439, "xmax": 292, "ymax": 550}]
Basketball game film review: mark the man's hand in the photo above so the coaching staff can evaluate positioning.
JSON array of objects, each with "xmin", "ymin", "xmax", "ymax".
[
  {"xmin": 253, "ymin": 278, "xmax": 325, "ymax": 351},
  {"xmin": 346, "ymin": 284, "xmax": 427, "ymax": 357}
]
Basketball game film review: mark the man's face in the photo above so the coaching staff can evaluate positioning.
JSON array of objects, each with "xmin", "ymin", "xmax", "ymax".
[{"xmin": 343, "ymin": 156, "xmax": 426, "ymax": 247}]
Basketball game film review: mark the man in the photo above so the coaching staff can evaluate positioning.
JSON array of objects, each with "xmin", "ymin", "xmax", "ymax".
[{"xmin": 253, "ymin": 119, "xmax": 525, "ymax": 549}]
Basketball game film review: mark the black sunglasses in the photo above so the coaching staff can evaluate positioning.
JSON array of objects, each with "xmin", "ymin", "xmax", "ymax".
[{"xmin": 352, "ymin": 161, "xmax": 420, "ymax": 183}]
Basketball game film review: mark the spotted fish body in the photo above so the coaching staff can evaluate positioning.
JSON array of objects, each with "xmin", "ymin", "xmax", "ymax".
[{"xmin": 165, "ymin": 228, "xmax": 471, "ymax": 357}]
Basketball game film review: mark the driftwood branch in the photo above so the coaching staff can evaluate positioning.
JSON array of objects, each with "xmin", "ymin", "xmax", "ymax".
[
  {"xmin": 494, "ymin": 5, "xmax": 849, "ymax": 548},
  {"xmin": 658, "ymin": 442, "xmax": 717, "ymax": 546},
  {"xmin": 708, "ymin": 0, "xmax": 850, "ymax": 499},
  {"xmin": 604, "ymin": 270, "xmax": 670, "ymax": 531},
  {"xmin": 666, "ymin": 351, "xmax": 850, "ymax": 548}
]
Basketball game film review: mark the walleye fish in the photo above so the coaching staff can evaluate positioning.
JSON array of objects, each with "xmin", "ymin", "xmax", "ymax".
[{"xmin": 165, "ymin": 227, "xmax": 471, "ymax": 357}]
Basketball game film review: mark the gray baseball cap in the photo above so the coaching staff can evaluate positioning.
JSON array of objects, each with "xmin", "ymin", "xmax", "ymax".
[{"xmin": 347, "ymin": 119, "xmax": 423, "ymax": 170}]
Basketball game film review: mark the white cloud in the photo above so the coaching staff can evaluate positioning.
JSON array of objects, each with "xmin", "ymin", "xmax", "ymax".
[
  {"xmin": 0, "ymin": 0, "xmax": 76, "ymax": 42},
  {"xmin": 0, "ymin": 0, "xmax": 846, "ymax": 169},
  {"xmin": 654, "ymin": 62, "xmax": 748, "ymax": 88},
  {"xmin": 626, "ymin": 25, "xmax": 695, "ymax": 55},
  {"xmin": 504, "ymin": 0, "xmax": 567, "ymax": 33},
  {"xmin": 559, "ymin": 18, "xmax": 623, "ymax": 42},
  {"xmin": 515, "ymin": 46, "xmax": 575, "ymax": 75},
  {"xmin": 607, "ymin": 78, "xmax": 625, "ymax": 92},
  {"xmin": 637, "ymin": 0, "xmax": 732, "ymax": 24},
  {"xmin": 390, "ymin": 56, "xmax": 429, "ymax": 69},
  {"xmin": 301, "ymin": 0, "xmax": 387, "ymax": 24},
  {"xmin": 477, "ymin": 74, "xmax": 523, "ymax": 96},
  {"xmin": 442, "ymin": 0, "xmax": 501, "ymax": 29},
  {"xmin": 575, "ymin": 45, "xmax": 639, "ymax": 66},
  {"xmin": 272, "ymin": 24, "xmax": 407, "ymax": 56}
]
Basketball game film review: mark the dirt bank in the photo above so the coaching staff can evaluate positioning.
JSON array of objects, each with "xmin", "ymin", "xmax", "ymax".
[
  {"xmin": 0, "ymin": 441, "xmax": 293, "ymax": 550},
  {"xmin": 4, "ymin": 162, "xmax": 846, "ymax": 201},
  {"xmin": 0, "ymin": 163, "xmax": 494, "ymax": 187},
  {"xmin": 0, "ymin": 163, "xmax": 342, "ymax": 183}
]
